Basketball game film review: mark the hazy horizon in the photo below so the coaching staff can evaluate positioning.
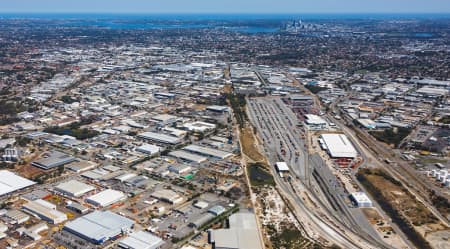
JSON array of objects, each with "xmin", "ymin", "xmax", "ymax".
[{"xmin": 1, "ymin": 0, "xmax": 450, "ymax": 14}]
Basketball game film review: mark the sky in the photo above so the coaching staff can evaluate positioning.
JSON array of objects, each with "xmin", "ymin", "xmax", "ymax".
[{"xmin": 0, "ymin": 0, "xmax": 449, "ymax": 14}]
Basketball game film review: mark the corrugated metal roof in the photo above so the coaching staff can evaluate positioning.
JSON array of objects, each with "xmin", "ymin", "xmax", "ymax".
[
  {"xmin": 118, "ymin": 231, "xmax": 164, "ymax": 249},
  {"xmin": 138, "ymin": 132, "xmax": 182, "ymax": 144},
  {"xmin": 320, "ymin": 134, "xmax": 357, "ymax": 158},
  {"xmin": 183, "ymin": 144, "xmax": 232, "ymax": 159},
  {"xmin": 210, "ymin": 213, "xmax": 263, "ymax": 249},
  {"xmin": 55, "ymin": 180, "xmax": 95, "ymax": 197},
  {"xmin": 86, "ymin": 189, "xmax": 125, "ymax": 207},
  {"xmin": 0, "ymin": 170, "xmax": 36, "ymax": 196},
  {"xmin": 64, "ymin": 211, "xmax": 134, "ymax": 243},
  {"xmin": 169, "ymin": 150, "xmax": 207, "ymax": 163}
]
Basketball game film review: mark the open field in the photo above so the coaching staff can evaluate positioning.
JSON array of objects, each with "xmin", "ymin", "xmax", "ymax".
[
  {"xmin": 240, "ymin": 127, "xmax": 265, "ymax": 162},
  {"xmin": 357, "ymin": 168, "xmax": 450, "ymax": 249}
]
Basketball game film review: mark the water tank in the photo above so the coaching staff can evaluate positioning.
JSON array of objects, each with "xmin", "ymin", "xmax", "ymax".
[
  {"xmin": 439, "ymin": 171, "xmax": 448, "ymax": 182},
  {"xmin": 445, "ymin": 179, "xmax": 450, "ymax": 187}
]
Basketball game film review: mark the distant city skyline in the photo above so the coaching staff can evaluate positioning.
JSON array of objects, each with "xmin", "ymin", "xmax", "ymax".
[{"xmin": 1, "ymin": 0, "xmax": 450, "ymax": 14}]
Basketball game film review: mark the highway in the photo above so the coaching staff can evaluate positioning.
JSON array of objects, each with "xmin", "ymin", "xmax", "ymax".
[{"xmin": 247, "ymin": 97, "xmax": 392, "ymax": 249}]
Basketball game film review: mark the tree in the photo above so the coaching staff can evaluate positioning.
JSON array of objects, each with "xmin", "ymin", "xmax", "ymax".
[{"xmin": 58, "ymin": 165, "xmax": 64, "ymax": 175}]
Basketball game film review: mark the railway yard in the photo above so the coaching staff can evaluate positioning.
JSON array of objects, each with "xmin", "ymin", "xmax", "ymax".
[{"xmin": 244, "ymin": 90, "xmax": 450, "ymax": 249}]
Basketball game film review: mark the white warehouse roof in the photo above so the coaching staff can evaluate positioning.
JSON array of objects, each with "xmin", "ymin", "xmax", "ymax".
[
  {"xmin": 55, "ymin": 180, "xmax": 95, "ymax": 197},
  {"xmin": 350, "ymin": 192, "xmax": 373, "ymax": 207},
  {"xmin": 136, "ymin": 144, "xmax": 161, "ymax": 155},
  {"xmin": 183, "ymin": 121, "xmax": 216, "ymax": 132},
  {"xmin": 305, "ymin": 114, "xmax": 327, "ymax": 125},
  {"xmin": 118, "ymin": 231, "xmax": 165, "ymax": 249},
  {"xmin": 320, "ymin": 134, "xmax": 358, "ymax": 158},
  {"xmin": 87, "ymin": 189, "xmax": 126, "ymax": 207},
  {"xmin": 22, "ymin": 199, "xmax": 67, "ymax": 224},
  {"xmin": 275, "ymin": 162, "xmax": 289, "ymax": 172},
  {"xmin": 0, "ymin": 170, "xmax": 36, "ymax": 196}
]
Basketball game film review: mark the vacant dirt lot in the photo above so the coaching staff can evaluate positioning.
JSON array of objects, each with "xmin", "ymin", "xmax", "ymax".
[
  {"xmin": 365, "ymin": 172, "xmax": 437, "ymax": 226},
  {"xmin": 240, "ymin": 127, "xmax": 265, "ymax": 163},
  {"xmin": 359, "ymin": 168, "xmax": 450, "ymax": 249}
]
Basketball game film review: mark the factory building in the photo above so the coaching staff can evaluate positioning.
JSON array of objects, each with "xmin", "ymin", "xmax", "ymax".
[
  {"xmin": 168, "ymin": 150, "xmax": 208, "ymax": 164},
  {"xmin": 209, "ymin": 212, "xmax": 263, "ymax": 249},
  {"xmin": 54, "ymin": 180, "xmax": 96, "ymax": 197},
  {"xmin": 22, "ymin": 199, "xmax": 67, "ymax": 224},
  {"xmin": 136, "ymin": 144, "xmax": 162, "ymax": 156},
  {"xmin": 183, "ymin": 121, "xmax": 216, "ymax": 132},
  {"xmin": 183, "ymin": 145, "xmax": 233, "ymax": 160},
  {"xmin": 118, "ymin": 231, "xmax": 165, "ymax": 249},
  {"xmin": 304, "ymin": 114, "xmax": 328, "ymax": 130},
  {"xmin": 168, "ymin": 164, "xmax": 192, "ymax": 176},
  {"xmin": 416, "ymin": 86, "xmax": 449, "ymax": 97},
  {"xmin": 138, "ymin": 132, "xmax": 182, "ymax": 145},
  {"xmin": 0, "ymin": 170, "xmax": 36, "ymax": 197},
  {"xmin": 150, "ymin": 189, "xmax": 184, "ymax": 205},
  {"xmin": 208, "ymin": 205, "xmax": 226, "ymax": 216},
  {"xmin": 31, "ymin": 151, "xmax": 77, "ymax": 170},
  {"xmin": 86, "ymin": 189, "xmax": 126, "ymax": 207},
  {"xmin": 275, "ymin": 162, "xmax": 290, "ymax": 177},
  {"xmin": 151, "ymin": 114, "xmax": 179, "ymax": 126},
  {"xmin": 67, "ymin": 202, "xmax": 89, "ymax": 214},
  {"xmin": 189, "ymin": 213, "xmax": 215, "ymax": 228},
  {"xmin": 206, "ymin": 105, "xmax": 230, "ymax": 113},
  {"xmin": 320, "ymin": 134, "xmax": 358, "ymax": 158},
  {"xmin": 64, "ymin": 211, "xmax": 134, "ymax": 245},
  {"xmin": 5, "ymin": 210, "xmax": 30, "ymax": 224},
  {"xmin": 275, "ymin": 162, "xmax": 289, "ymax": 172},
  {"xmin": 350, "ymin": 192, "xmax": 373, "ymax": 208}
]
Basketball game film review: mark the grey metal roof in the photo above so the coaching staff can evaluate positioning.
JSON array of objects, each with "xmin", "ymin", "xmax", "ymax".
[
  {"xmin": 210, "ymin": 212, "xmax": 263, "ymax": 249},
  {"xmin": 183, "ymin": 144, "xmax": 232, "ymax": 159},
  {"xmin": 169, "ymin": 150, "xmax": 207, "ymax": 163},
  {"xmin": 64, "ymin": 211, "xmax": 134, "ymax": 243},
  {"xmin": 138, "ymin": 132, "xmax": 182, "ymax": 144},
  {"xmin": 31, "ymin": 151, "xmax": 77, "ymax": 170}
]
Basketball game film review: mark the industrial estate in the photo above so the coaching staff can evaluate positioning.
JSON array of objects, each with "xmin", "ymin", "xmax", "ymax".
[{"xmin": 0, "ymin": 10, "xmax": 449, "ymax": 249}]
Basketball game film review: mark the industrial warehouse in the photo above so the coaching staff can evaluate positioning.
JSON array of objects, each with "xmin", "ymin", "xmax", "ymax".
[
  {"xmin": 209, "ymin": 212, "xmax": 263, "ymax": 249},
  {"xmin": 0, "ymin": 170, "xmax": 36, "ymax": 197},
  {"xmin": 138, "ymin": 132, "xmax": 182, "ymax": 145},
  {"xmin": 183, "ymin": 145, "xmax": 233, "ymax": 160},
  {"xmin": 31, "ymin": 151, "xmax": 77, "ymax": 170},
  {"xmin": 86, "ymin": 189, "xmax": 126, "ymax": 207},
  {"xmin": 118, "ymin": 230, "xmax": 165, "ymax": 249},
  {"xmin": 63, "ymin": 211, "xmax": 134, "ymax": 244},
  {"xmin": 54, "ymin": 180, "xmax": 96, "ymax": 197},
  {"xmin": 22, "ymin": 199, "xmax": 67, "ymax": 224},
  {"xmin": 168, "ymin": 150, "xmax": 208, "ymax": 164},
  {"xmin": 319, "ymin": 134, "xmax": 358, "ymax": 158},
  {"xmin": 350, "ymin": 192, "xmax": 373, "ymax": 208}
]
